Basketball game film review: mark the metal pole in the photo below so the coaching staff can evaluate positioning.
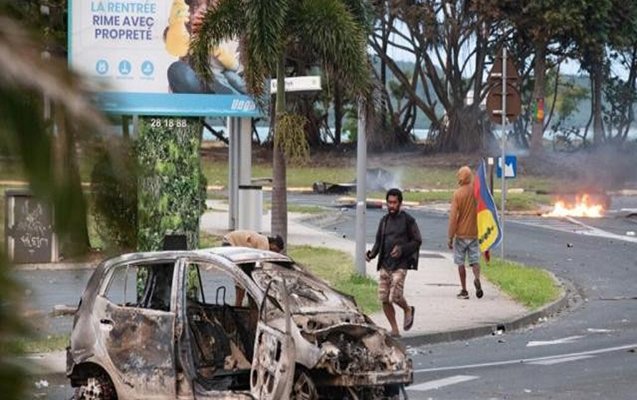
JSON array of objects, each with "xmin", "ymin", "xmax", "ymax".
[
  {"xmin": 228, "ymin": 117, "xmax": 238, "ymax": 230},
  {"xmin": 355, "ymin": 99, "xmax": 367, "ymax": 276},
  {"xmin": 500, "ymin": 47, "xmax": 507, "ymax": 259},
  {"xmin": 487, "ymin": 157, "xmax": 494, "ymax": 195}
]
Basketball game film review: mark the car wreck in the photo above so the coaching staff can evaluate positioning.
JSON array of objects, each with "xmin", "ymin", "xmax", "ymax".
[{"xmin": 67, "ymin": 247, "xmax": 413, "ymax": 399}]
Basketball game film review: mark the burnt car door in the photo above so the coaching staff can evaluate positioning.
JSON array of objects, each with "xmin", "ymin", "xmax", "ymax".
[
  {"xmin": 177, "ymin": 257, "xmax": 262, "ymax": 397},
  {"xmin": 96, "ymin": 259, "xmax": 178, "ymax": 397},
  {"xmin": 250, "ymin": 279, "xmax": 295, "ymax": 400}
]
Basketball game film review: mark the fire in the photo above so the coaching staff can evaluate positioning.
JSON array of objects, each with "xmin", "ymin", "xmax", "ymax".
[{"xmin": 543, "ymin": 194, "xmax": 605, "ymax": 218}]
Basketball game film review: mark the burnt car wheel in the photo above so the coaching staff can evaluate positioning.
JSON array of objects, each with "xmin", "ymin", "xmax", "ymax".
[
  {"xmin": 291, "ymin": 369, "xmax": 318, "ymax": 400},
  {"xmin": 74, "ymin": 372, "xmax": 116, "ymax": 400},
  {"xmin": 384, "ymin": 383, "xmax": 402, "ymax": 399}
]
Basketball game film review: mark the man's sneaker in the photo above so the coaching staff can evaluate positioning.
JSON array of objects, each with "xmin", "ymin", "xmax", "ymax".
[
  {"xmin": 474, "ymin": 279, "xmax": 484, "ymax": 299},
  {"xmin": 457, "ymin": 290, "xmax": 469, "ymax": 299}
]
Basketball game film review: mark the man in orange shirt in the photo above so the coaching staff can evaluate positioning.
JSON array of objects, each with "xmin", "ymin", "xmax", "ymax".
[{"xmin": 448, "ymin": 166, "xmax": 483, "ymax": 300}]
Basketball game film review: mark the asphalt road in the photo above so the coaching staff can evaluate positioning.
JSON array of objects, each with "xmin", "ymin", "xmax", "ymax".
[
  {"xmin": 315, "ymin": 196, "xmax": 637, "ymax": 399},
  {"xmin": 19, "ymin": 193, "xmax": 637, "ymax": 399}
]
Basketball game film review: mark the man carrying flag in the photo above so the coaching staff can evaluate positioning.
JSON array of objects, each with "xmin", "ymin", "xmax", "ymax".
[
  {"xmin": 448, "ymin": 166, "xmax": 483, "ymax": 299},
  {"xmin": 473, "ymin": 159, "xmax": 503, "ymax": 262}
]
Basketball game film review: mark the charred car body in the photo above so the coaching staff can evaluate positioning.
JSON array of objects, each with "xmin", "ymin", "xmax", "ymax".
[{"xmin": 67, "ymin": 247, "xmax": 413, "ymax": 399}]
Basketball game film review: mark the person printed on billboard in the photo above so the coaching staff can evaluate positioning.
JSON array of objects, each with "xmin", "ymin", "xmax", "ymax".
[{"xmin": 164, "ymin": 0, "xmax": 246, "ymax": 94}]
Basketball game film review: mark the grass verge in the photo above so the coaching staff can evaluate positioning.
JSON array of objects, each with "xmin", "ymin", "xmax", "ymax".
[
  {"xmin": 5, "ymin": 334, "xmax": 69, "ymax": 354},
  {"xmin": 482, "ymin": 257, "xmax": 561, "ymax": 310},
  {"xmin": 287, "ymin": 245, "xmax": 380, "ymax": 314}
]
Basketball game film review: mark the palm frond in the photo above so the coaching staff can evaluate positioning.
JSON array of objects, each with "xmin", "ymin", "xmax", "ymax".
[
  {"xmin": 0, "ymin": 16, "xmax": 105, "ymax": 130},
  {"xmin": 0, "ymin": 90, "xmax": 52, "ymax": 197},
  {"xmin": 291, "ymin": 0, "xmax": 371, "ymax": 96},
  {"xmin": 190, "ymin": 0, "xmax": 244, "ymax": 83},
  {"xmin": 243, "ymin": 0, "xmax": 290, "ymax": 97},
  {"xmin": 341, "ymin": 0, "xmax": 373, "ymax": 32}
]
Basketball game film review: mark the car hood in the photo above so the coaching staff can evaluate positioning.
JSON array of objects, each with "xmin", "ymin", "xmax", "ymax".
[{"xmin": 251, "ymin": 265, "xmax": 361, "ymax": 315}]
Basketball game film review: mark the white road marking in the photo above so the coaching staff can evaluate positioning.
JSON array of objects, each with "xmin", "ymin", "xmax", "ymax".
[
  {"xmin": 527, "ymin": 335, "xmax": 584, "ymax": 347},
  {"xmin": 587, "ymin": 328, "xmax": 613, "ymax": 333},
  {"xmin": 528, "ymin": 355, "xmax": 595, "ymax": 365},
  {"xmin": 413, "ymin": 343, "xmax": 637, "ymax": 373},
  {"xmin": 408, "ymin": 375, "xmax": 479, "ymax": 391},
  {"xmin": 563, "ymin": 216, "xmax": 637, "ymax": 243}
]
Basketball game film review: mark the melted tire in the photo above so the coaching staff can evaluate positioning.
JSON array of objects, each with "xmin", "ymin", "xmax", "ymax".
[{"xmin": 75, "ymin": 372, "xmax": 116, "ymax": 400}]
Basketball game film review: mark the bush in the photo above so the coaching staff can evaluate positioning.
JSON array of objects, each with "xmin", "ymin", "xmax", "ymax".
[{"xmin": 90, "ymin": 140, "xmax": 137, "ymax": 251}]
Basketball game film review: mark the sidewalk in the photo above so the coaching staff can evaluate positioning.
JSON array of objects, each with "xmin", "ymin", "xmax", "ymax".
[{"xmin": 202, "ymin": 201, "xmax": 567, "ymax": 347}]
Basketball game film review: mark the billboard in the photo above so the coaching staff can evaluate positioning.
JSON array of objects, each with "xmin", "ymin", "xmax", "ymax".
[{"xmin": 69, "ymin": 0, "xmax": 258, "ymax": 117}]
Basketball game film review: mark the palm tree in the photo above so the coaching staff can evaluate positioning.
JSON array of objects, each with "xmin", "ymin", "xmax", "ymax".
[
  {"xmin": 0, "ymin": 15, "xmax": 108, "ymax": 399},
  {"xmin": 191, "ymin": 0, "xmax": 370, "ymax": 242}
]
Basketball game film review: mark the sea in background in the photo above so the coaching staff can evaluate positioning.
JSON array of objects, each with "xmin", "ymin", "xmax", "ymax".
[{"xmin": 202, "ymin": 126, "xmax": 637, "ymax": 143}]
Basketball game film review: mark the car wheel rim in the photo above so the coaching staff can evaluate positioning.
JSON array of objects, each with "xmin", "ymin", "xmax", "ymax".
[
  {"xmin": 77, "ymin": 375, "xmax": 114, "ymax": 400},
  {"xmin": 292, "ymin": 371, "xmax": 318, "ymax": 400},
  {"xmin": 80, "ymin": 377, "xmax": 102, "ymax": 400}
]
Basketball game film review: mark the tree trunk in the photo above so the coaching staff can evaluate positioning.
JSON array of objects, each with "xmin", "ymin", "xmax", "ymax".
[
  {"xmin": 437, "ymin": 105, "xmax": 485, "ymax": 153},
  {"xmin": 591, "ymin": 50, "xmax": 604, "ymax": 145},
  {"xmin": 271, "ymin": 55, "xmax": 288, "ymax": 243},
  {"xmin": 54, "ymin": 111, "xmax": 91, "ymax": 257},
  {"xmin": 530, "ymin": 41, "xmax": 546, "ymax": 154},
  {"xmin": 333, "ymin": 82, "xmax": 343, "ymax": 145}
]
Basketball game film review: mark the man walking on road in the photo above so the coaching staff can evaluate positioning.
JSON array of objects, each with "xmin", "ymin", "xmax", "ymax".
[
  {"xmin": 366, "ymin": 188, "xmax": 421, "ymax": 337},
  {"xmin": 448, "ymin": 166, "xmax": 483, "ymax": 300}
]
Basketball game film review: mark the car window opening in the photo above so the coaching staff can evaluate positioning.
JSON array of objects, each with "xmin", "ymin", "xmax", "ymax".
[{"xmin": 185, "ymin": 262, "xmax": 258, "ymax": 391}]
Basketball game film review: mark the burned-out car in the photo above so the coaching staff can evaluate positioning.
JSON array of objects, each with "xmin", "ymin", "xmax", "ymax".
[{"xmin": 67, "ymin": 247, "xmax": 412, "ymax": 399}]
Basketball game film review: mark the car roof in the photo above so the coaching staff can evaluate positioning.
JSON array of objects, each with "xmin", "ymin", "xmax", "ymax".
[
  {"xmin": 99, "ymin": 246, "xmax": 292, "ymax": 270},
  {"xmin": 196, "ymin": 246, "xmax": 292, "ymax": 264}
]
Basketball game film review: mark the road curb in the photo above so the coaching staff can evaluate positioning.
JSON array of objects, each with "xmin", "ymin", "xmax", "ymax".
[
  {"xmin": 298, "ymin": 210, "xmax": 580, "ymax": 348},
  {"xmin": 12, "ymin": 262, "xmax": 97, "ymax": 271},
  {"xmin": 297, "ymin": 211, "xmax": 348, "ymax": 229}
]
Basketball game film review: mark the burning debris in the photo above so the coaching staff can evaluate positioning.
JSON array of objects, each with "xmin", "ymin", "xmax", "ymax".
[{"xmin": 543, "ymin": 194, "xmax": 606, "ymax": 218}]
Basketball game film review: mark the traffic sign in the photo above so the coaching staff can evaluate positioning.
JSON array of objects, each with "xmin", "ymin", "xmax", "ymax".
[
  {"xmin": 488, "ymin": 57, "xmax": 520, "ymax": 84},
  {"xmin": 486, "ymin": 84, "xmax": 521, "ymax": 124},
  {"xmin": 496, "ymin": 155, "xmax": 517, "ymax": 179},
  {"xmin": 486, "ymin": 49, "xmax": 521, "ymax": 125}
]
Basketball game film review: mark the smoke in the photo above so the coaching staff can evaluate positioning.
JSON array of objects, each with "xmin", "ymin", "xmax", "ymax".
[
  {"xmin": 524, "ymin": 143, "xmax": 637, "ymax": 193},
  {"xmin": 365, "ymin": 167, "xmax": 402, "ymax": 192}
]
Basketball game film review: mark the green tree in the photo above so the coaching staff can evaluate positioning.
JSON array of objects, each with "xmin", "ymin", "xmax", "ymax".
[
  {"xmin": 478, "ymin": 0, "xmax": 591, "ymax": 154},
  {"xmin": 369, "ymin": 1, "xmax": 492, "ymax": 152},
  {"xmin": 191, "ymin": 0, "xmax": 369, "ymax": 242},
  {"xmin": 568, "ymin": 0, "xmax": 613, "ymax": 146},
  {"xmin": 0, "ymin": 13, "xmax": 106, "ymax": 399}
]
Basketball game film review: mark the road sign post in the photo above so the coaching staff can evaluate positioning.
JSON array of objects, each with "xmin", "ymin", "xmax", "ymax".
[{"xmin": 486, "ymin": 47, "xmax": 521, "ymax": 259}]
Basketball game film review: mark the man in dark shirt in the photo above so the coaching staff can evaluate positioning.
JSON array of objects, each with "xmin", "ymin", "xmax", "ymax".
[{"xmin": 366, "ymin": 188, "xmax": 422, "ymax": 337}]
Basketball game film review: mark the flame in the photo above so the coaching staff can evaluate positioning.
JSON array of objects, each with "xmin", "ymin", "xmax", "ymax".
[{"xmin": 543, "ymin": 194, "xmax": 604, "ymax": 218}]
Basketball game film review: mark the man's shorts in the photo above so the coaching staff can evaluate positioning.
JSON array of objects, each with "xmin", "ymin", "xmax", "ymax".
[
  {"xmin": 453, "ymin": 238, "xmax": 480, "ymax": 266},
  {"xmin": 378, "ymin": 268, "xmax": 407, "ymax": 303}
]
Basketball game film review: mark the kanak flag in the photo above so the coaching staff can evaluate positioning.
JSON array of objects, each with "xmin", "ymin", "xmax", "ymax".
[{"xmin": 473, "ymin": 159, "xmax": 502, "ymax": 254}]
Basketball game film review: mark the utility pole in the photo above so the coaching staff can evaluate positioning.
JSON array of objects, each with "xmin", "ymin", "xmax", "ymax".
[{"xmin": 355, "ymin": 99, "xmax": 367, "ymax": 276}]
